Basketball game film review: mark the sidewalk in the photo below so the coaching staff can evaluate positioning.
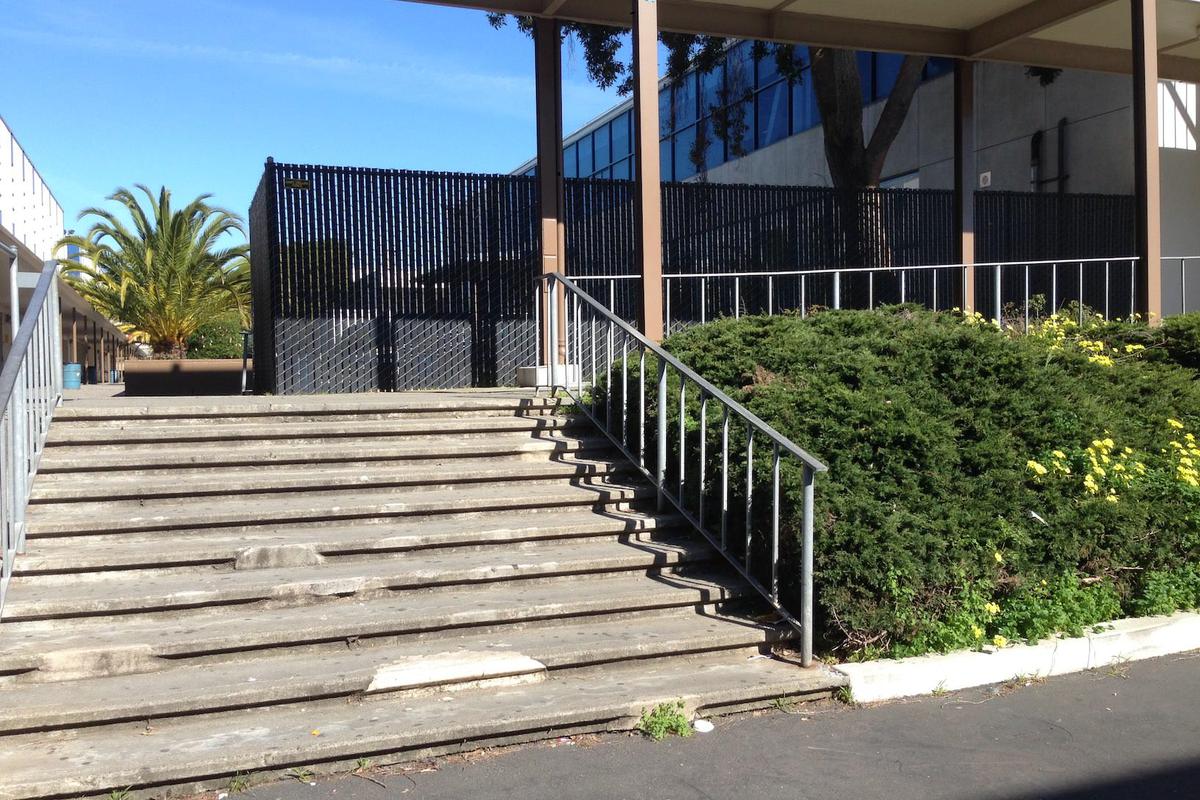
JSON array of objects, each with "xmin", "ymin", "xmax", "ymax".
[{"xmin": 239, "ymin": 651, "xmax": 1200, "ymax": 800}]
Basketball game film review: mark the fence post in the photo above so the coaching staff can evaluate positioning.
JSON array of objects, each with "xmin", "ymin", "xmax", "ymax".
[{"xmin": 993, "ymin": 263, "xmax": 1002, "ymax": 325}]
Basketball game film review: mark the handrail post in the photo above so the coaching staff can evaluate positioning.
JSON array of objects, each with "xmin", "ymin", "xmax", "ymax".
[
  {"xmin": 656, "ymin": 356, "xmax": 668, "ymax": 511},
  {"xmin": 4, "ymin": 247, "xmax": 26, "ymax": 556},
  {"xmin": 801, "ymin": 464, "xmax": 815, "ymax": 668},
  {"xmin": 548, "ymin": 278, "xmax": 560, "ymax": 388}
]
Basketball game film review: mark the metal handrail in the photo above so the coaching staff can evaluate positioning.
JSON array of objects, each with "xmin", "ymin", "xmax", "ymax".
[
  {"xmin": 1, "ymin": 257, "xmax": 64, "ymax": 615},
  {"xmin": 539, "ymin": 272, "xmax": 824, "ymax": 666}
]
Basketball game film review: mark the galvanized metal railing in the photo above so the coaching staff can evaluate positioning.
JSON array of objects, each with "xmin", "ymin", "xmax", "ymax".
[
  {"xmin": 1164, "ymin": 256, "xmax": 1199, "ymax": 316},
  {"xmin": 1, "ymin": 255, "xmax": 64, "ymax": 615},
  {"xmin": 539, "ymin": 273, "xmax": 828, "ymax": 666},
  {"xmin": 576, "ymin": 257, "xmax": 1163, "ymax": 331}
]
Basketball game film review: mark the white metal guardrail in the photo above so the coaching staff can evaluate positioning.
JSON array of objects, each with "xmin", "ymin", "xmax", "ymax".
[
  {"xmin": 540, "ymin": 272, "xmax": 827, "ymax": 667},
  {"xmin": 0, "ymin": 252, "xmax": 64, "ymax": 615},
  {"xmin": 573, "ymin": 256, "xmax": 1200, "ymax": 329}
]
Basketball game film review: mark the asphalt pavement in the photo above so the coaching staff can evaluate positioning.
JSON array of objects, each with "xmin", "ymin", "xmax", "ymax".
[{"xmin": 240, "ymin": 651, "xmax": 1200, "ymax": 800}]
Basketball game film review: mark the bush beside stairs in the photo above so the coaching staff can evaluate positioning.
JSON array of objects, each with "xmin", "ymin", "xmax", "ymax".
[{"xmin": 0, "ymin": 390, "xmax": 843, "ymax": 799}]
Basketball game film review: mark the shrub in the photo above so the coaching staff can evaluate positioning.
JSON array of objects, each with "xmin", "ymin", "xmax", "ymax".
[
  {"xmin": 659, "ymin": 307, "xmax": 1200, "ymax": 657},
  {"xmin": 186, "ymin": 312, "xmax": 247, "ymax": 359}
]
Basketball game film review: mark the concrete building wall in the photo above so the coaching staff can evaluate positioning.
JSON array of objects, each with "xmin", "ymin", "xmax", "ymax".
[{"xmin": 0, "ymin": 115, "xmax": 65, "ymax": 261}]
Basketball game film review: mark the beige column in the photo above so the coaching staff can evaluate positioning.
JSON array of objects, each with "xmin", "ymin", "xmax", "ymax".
[
  {"xmin": 1131, "ymin": 0, "xmax": 1162, "ymax": 323},
  {"xmin": 70, "ymin": 309, "xmax": 77, "ymax": 363},
  {"xmin": 954, "ymin": 60, "xmax": 976, "ymax": 313},
  {"xmin": 534, "ymin": 16, "xmax": 567, "ymax": 364},
  {"xmin": 632, "ymin": 0, "xmax": 664, "ymax": 342}
]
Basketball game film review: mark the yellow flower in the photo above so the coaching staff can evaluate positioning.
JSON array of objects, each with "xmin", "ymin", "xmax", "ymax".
[
  {"xmin": 1026, "ymin": 460, "xmax": 1048, "ymax": 477},
  {"xmin": 1052, "ymin": 450, "xmax": 1067, "ymax": 460},
  {"xmin": 992, "ymin": 635, "xmax": 1008, "ymax": 649},
  {"xmin": 994, "ymin": 551, "xmax": 1004, "ymax": 564},
  {"xmin": 971, "ymin": 624, "xmax": 984, "ymax": 639},
  {"xmin": 1168, "ymin": 418, "xmax": 1185, "ymax": 430},
  {"xmin": 984, "ymin": 602, "xmax": 1001, "ymax": 615}
]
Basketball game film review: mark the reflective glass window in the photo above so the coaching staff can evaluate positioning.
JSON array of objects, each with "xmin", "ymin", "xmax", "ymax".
[
  {"xmin": 594, "ymin": 123, "xmax": 611, "ymax": 169},
  {"xmin": 611, "ymin": 111, "xmax": 631, "ymax": 159},
  {"xmin": 577, "ymin": 134, "xmax": 593, "ymax": 176},
  {"xmin": 563, "ymin": 143, "xmax": 578, "ymax": 178},
  {"xmin": 757, "ymin": 82, "xmax": 788, "ymax": 148},
  {"xmin": 674, "ymin": 125, "xmax": 697, "ymax": 181}
]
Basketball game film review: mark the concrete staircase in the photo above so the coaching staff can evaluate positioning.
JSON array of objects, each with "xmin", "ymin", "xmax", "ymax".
[{"xmin": 0, "ymin": 390, "xmax": 844, "ymax": 799}]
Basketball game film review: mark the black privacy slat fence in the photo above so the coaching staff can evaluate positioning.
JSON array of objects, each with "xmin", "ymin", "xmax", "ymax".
[{"xmin": 249, "ymin": 160, "xmax": 1135, "ymax": 393}]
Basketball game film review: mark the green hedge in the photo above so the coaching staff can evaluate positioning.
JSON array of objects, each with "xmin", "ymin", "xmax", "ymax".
[
  {"xmin": 660, "ymin": 307, "xmax": 1200, "ymax": 658},
  {"xmin": 186, "ymin": 312, "xmax": 247, "ymax": 359}
]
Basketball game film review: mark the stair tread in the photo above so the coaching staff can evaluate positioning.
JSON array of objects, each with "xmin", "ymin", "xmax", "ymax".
[
  {"xmin": 0, "ymin": 651, "xmax": 844, "ymax": 800},
  {"xmin": 25, "ymin": 478, "xmax": 654, "ymax": 535},
  {"xmin": 29, "ymin": 455, "xmax": 627, "ymax": 501},
  {"xmin": 5, "ymin": 534, "xmax": 711, "ymax": 618},
  {"xmin": 0, "ymin": 608, "xmax": 784, "ymax": 732},
  {"xmin": 37, "ymin": 433, "xmax": 604, "ymax": 472},
  {"xmin": 53, "ymin": 390, "xmax": 558, "ymax": 420},
  {"xmin": 46, "ymin": 414, "xmax": 582, "ymax": 444},
  {"xmin": 0, "ymin": 569, "xmax": 745, "ymax": 667},
  {"xmin": 16, "ymin": 508, "xmax": 683, "ymax": 572}
]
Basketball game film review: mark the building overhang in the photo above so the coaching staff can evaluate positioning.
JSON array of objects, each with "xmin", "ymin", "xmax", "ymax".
[{"xmin": 402, "ymin": 0, "xmax": 1200, "ymax": 82}]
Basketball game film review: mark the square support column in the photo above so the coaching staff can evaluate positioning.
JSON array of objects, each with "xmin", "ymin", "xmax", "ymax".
[
  {"xmin": 1132, "ymin": 0, "xmax": 1162, "ymax": 323},
  {"xmin": 954, "ymin": 60, "xmax": 976, "ymax": 313},
  {"xmin": 632, "ymin": 0, "xmax": 664, "ymax": 342},
  {"xmin": 534, "ymin": 17, "xmax": 566, "ymax": 365}
]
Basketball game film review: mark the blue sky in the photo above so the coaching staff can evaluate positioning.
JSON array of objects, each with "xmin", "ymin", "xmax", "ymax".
[{"xmin": 1, "ymin": 0, "xmax": 637, "ymax": 238}]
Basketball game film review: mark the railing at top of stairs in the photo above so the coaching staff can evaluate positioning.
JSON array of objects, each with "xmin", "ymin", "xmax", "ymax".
[
  {"xmin": 0, "ymin": 252, "xmax": 64, "ymax": 616},
  {"xmin": 537, "ymin": 272, "xmax": 827, "ymax": 667}
]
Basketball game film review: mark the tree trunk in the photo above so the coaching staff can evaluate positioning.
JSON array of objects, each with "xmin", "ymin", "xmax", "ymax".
[{"xmin": 809, "ymin": 48, "xmax": 927, "ymax": 269}]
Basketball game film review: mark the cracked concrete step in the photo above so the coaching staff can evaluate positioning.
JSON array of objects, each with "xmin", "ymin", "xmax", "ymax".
[
  {"xmin": 0, "ymin": 569, "xmax": 745, "ymax": 677},
  {"xmin": 45, "ymin": 414, "xmax": 586, "ymax": 446},
  {"xmin": 53, "ymin": 390, "xmax": 562, "ymax": 422},
  {"xmin": 29, "ymin": 454, "xmax": 630, "ymax": 503},
  {"xmin": 0, "ymin": 650, "xmax": 845, "ymax": 800},
  {"xmin": 14, "ymin": 508, "xmax": 683, "ymax": 574},
  {"xmin": 0, "ymin": 607, "xmax": 788, "ymax": 734},
  {"xmin": 25, "ymin": 478, "xmax": 655, "ymax": 537},
  {"xmin": 3, "ymin": 534, "xmax": 713, "ymax": 620},
  {"xmin": 37, "ymin": 432, "xmax": 605, "ymax": 474}
]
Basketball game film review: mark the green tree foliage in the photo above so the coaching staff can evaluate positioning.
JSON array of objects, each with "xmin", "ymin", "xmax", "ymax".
[
  {"xmin": 658, "ymin": 308, "xmax": 1200, "ymax": 657},
  {"xmin": 58, "ymin": 186, "xmax": 250, "ymax": 356}
]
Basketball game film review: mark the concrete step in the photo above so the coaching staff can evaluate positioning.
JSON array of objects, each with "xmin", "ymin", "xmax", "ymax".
[
  {"xmin": 0, "ymin": 568, "xmax": 746, "ymax": 678},
  {"xmin": 0, "ymin": 650, "xmax": 845, "ymax": 800},
  {"xmin": 29, "ymin": 454, "xmax": 630, "ymax": 503},
  {"xmin": 3, "ymin": 534, "xmax": 713, "ymax": 620},
  {"xmin": 14, "ymin": 507, "xmax": 683, "ymax": 574},
  {"xmin": 45, "ymin": 414, "xmax": 586, "ymax": 446},
  {"xmin": 53, "ymin": 390, "xmax": 562, "ymax": 422},
  {"xmin": 37, "ymin": 432, "xmax": 605, "ymax": 474},
  {"xmin": 0, "ymin": 607, "xmax": 788, "ymax": 734},
  {"xmin": 24, "ymin": 478, "xmax": 655, "ymax": 538}
]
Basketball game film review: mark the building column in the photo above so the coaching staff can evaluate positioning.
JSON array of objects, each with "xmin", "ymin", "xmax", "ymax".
[
  {"xmin": 1132, "ymin": 0, "xmax": 1162, "ymax": 322},
  {"xmin": 99, "ymin": 330, "xmax": 106, "ymax": 384},
  {"xmin": 70, "ymin": 309, "xmax": 77, "ymax": 363},
  {"xmin": 632, "ymin": 0, "xmax": 664, "ymax": 342},
  {"xmin": 954, "ymin": 59, "xmax": 976, "ymax": 314},
  {"xmin": 534, "ymin": 16, "xmax": 566, "ymax": 365}
]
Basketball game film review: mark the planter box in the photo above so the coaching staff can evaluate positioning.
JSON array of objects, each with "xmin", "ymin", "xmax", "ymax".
[{"xmin": 124, "ymin": 359, "xmax": 252, "ymax": 397}]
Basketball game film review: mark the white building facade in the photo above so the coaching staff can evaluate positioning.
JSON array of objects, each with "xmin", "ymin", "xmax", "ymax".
[{"xmin": 0, "ymin": 115, "xmax": 66, "ymax": 261}]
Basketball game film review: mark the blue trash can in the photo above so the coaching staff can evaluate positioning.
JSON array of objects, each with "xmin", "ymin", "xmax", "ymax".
[{"xmin": 63, "ymin": 363, "xmax": 82, "ymax": 390}]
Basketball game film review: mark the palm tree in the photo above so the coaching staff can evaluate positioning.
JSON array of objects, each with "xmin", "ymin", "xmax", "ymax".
[{"xmin": 58, "ymin": 185, "xmax": 250, "ymax": 356}]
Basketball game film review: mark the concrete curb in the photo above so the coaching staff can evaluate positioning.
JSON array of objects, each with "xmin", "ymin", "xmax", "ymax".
[{"xmin": 833, "ymin": 611, "xmax": 1200, "ymax": 703}]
